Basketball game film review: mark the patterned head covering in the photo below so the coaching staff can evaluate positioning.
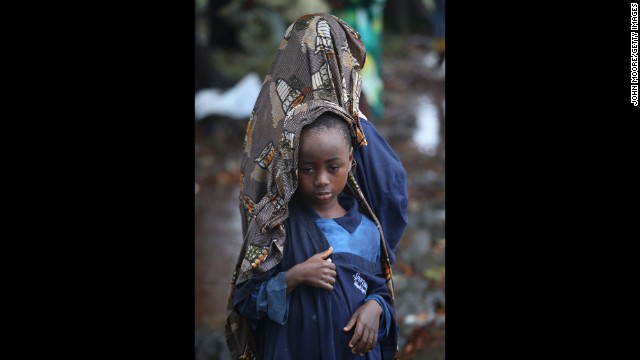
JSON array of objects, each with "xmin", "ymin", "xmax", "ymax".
[{"xmin": 225, "ymin": 13, "xmax": 394, "ymax": 359}]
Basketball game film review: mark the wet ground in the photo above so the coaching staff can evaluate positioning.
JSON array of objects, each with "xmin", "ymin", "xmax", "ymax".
[{"xmin": 195, "ymin": 33, "xmax": 445, "ymax": 359}]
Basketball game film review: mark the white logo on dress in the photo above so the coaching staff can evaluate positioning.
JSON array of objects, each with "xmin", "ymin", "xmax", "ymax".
[{"xmin": 353, "ymin": 272, "xmax": 368, "ymax": 295}]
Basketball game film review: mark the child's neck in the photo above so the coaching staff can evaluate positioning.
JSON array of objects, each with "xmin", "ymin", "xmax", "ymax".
[{"xmin": 313, "ymin": 201, "xmax": 347, "ymax": 219}]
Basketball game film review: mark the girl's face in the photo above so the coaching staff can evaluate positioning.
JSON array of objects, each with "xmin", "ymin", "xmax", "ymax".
[{"xmin": 297, "ymin": 128, "xmax": 353, "ymax": 217}]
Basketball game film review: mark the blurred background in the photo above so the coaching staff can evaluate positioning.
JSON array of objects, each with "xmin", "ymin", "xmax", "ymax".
[{"xmin": 195, "ymin": 1, "xmax": 445, "ymax": 359}]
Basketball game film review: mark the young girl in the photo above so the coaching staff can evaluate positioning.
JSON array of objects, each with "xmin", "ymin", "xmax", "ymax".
[{"xmin": 226, "ymin": 14, "xmax": 407, "ymax": 360}]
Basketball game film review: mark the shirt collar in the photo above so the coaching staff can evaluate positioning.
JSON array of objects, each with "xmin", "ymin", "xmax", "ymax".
[
  {"xmin": 290, "ymin": 193, "xmax": 362, "ymax": 233},
  {"xmin": 332, "ymin": 195, "xmax": 361, "ymax": 233}
]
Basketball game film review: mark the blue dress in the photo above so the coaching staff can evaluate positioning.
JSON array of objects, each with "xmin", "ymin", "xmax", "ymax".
[{"xmin": 233, "ymin": 195, "xmax": 398, "ymax": 359}]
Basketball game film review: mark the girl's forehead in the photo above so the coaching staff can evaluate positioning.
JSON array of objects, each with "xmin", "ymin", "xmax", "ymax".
[{"xmin": 301, "ymin": 129, "xmax": 351, "ymax": 147}]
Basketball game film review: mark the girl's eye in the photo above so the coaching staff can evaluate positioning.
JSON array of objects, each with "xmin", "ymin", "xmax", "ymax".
[
  {"xmin": 300, "ymin": 167, "xmax": 314, "ymax": 174},
  {"xmin": 329, "ymin": 166, "xmax": 340, "ymax": 173}
]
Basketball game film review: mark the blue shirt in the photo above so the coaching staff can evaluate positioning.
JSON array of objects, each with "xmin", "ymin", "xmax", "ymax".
[{"xmin": 315, "ymin": 210, "xmax": 380, "ymax": 263}]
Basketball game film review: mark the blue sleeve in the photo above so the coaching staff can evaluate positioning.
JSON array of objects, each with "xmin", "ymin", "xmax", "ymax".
[
  {"xmin": 353, "ymin": 118, "xmax": 408, "ymax": 264},
  {"xmin": 234, "ymin": 271, "xmax": 290, "ymax": 325},
  {"xmin": 364, "ymin": 294, "xmax": 391, "ymax": 338}
]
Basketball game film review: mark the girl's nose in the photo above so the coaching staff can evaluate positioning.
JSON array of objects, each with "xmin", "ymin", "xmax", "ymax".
[{"xmin": 314, "ymin": 170, "xmax": 329, "ymax": 187}]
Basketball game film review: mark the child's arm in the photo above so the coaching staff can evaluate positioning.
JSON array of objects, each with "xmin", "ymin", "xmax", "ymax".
[
  {"xmin": 233, "ymin": 247, "xmax": 336, "ymax": 325},
  {"xmin": 342, "ymin": 262, "xmax": 394, "ymax": 355},
  {"xmin": 342, "ymin": 300, "xmax": 383, "ymax": 356},
  {"xmin": 354, "ymin": 118, "xmax": 408, "ymax": 264},
  {"xmin": 285, "ymin": 247, "xmax": 336, "ymax": 293},
  {"xmin": 233, "ymin": 268, "xmax": 289, "ymax": 325}
]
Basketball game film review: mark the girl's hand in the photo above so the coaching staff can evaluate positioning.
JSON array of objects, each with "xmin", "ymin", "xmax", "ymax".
[
  {"xmin": 343, "ymin": 300, "xmax": 382, "ymax": 355},
  {"xmin": 285, "ymin": 247, "xmax": 336, "ymax": 292}
]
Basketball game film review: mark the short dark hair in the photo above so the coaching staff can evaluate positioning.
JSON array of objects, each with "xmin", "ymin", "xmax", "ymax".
[{"xmin": 301, "ymin": 112, "xmax": 351, "ymax": 147}]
